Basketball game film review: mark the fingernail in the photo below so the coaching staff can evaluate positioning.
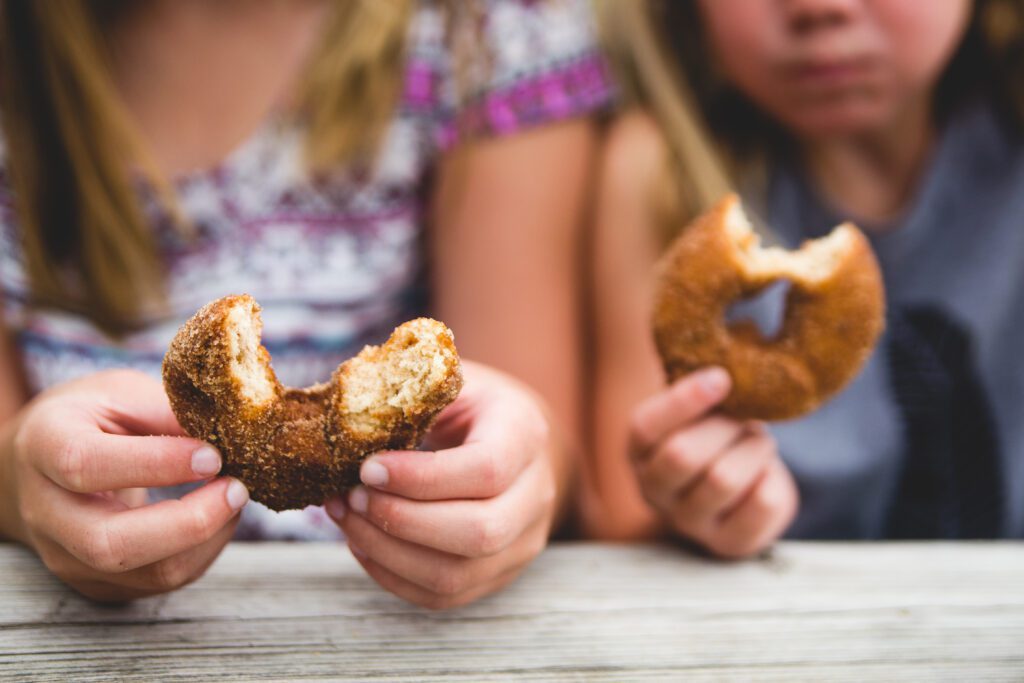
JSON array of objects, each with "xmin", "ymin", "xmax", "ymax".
[
  {"xmin": 226, "ymin": 479, "xmax": 249, "ymax": 510},
  {"xmin": 348, "ymin": 542, "xmax": 367, "ymax": 560},
  {"xmin": 325, "ymin": 497, "xmax": 347, "ymax": 521},
  {"xmin": 191, "ymin": 446, "xmax": 222, "ymax": 477},
  {"xmin": 361, "ymin": 459, "xmax": 389, "ymax": 487},
  {"xmin": 349, "ymin": 486, "xmax": 369, "ymax": 514},
  {"xmin": 699, "ymin": 367, "xmax": 730, "ymax": 398}
]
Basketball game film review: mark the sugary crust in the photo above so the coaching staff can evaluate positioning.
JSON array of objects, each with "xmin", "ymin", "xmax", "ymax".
[
  {"xmin": 162, "ymin": 295, "xmax": 463, "ymax": 510},
  {"xmin": 653, "ymin": 195, "xmax": 885, "ymax": 421}
]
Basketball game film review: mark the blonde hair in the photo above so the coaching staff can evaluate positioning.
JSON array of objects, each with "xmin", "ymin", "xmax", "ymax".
[
  {"xmin": 595, "ymin": 0, "xmax": 732, "ymax": 236},
  {"xmin": 599, "ymin": 0, "xmax": 1024, "ymax": 232},
  {"xmin": 0, "ymin": 0, "xmax": 417, "ymax": 333}
]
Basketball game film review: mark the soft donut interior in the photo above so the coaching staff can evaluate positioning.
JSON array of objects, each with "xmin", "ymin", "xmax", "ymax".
[
  {"xmin": 341, "ymin": 319, "xmax": 456, "ymax": 434},
  {"xmin": 225, "ymin": 300, "xmax": 277, "ymax": 406},
  {"xmin": 724, "ymin": 199, "xmax": 858, "ymax": 284}
]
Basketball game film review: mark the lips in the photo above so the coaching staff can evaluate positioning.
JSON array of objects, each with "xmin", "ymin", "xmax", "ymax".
[{"xmin": 784, "ymin": 55, "xmax": 878, "ymax": 90}]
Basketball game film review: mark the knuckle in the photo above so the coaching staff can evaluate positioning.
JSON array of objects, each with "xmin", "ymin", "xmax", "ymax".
[
  {"xmin": 55, "ymin": 441, "xmax": 88, "ymax": 492},
  {"xmin": 750, "ymin": 483, "xmax": 778, "ymax": 515},
  {"xmin": 476, "ymin": 455, "xmax": 507, "ymax": 498},
  {"xmin": 429, "ymin": 565, "xmax": 469, "ymax": 597},
  {"xmin": 627, "ymin": 409, "xmax": 657, "ymax": 457},
  {"xmin": 672, "ymin": 378, "xmax": 711, "ymax": 414},
  {"xmin": 151, "ymin": 557, "xmax": 194, "ymax": 592},
  {"xmin": 665, "ymin": 434, "xmax": 701, "ymax": 473},
  {"xmin": 408, "ymin": 467, "xmax": 436, "ymax": 498},
  {"xmin": 186, "ymin": 504, "xmax": 218, "ymax": 541},
  {"xmin": 371, "ymin": 495, "xmax": 405, "ymax": 533},
  {"xmin": 81, "ymin": 525, "xmax": 123, "ymax": 574},
  {"xmin": 468, "ymin": 515, "xmax": 510, "ymax": 557},
  {"xmin": 703, "ymin": 463, "xmax": 737, "ymax": 498}
]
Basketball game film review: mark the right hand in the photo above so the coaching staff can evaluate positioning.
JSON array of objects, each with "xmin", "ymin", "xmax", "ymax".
[
  {"xmin": 629, "ymin": 367, "xmax": 798, "ymax": 558},
  {"xmin": 3, "ymin": 369, "xmax": 248, "ymax": 601}
]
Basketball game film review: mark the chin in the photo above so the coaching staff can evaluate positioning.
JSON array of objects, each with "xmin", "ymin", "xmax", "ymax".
[{"xmin": 777, "ymin": 103, "xmax": 898, "ymax": 139}]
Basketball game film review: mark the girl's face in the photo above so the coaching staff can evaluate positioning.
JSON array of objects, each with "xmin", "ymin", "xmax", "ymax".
[{"xmin": 696, "ymin": 0, "xmax": 972, "ymax": 136}]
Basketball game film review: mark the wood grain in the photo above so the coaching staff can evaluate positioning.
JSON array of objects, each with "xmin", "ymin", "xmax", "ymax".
[{"xmin": 2, "ymin": 542, "xmax": 1022, "ymax": 681}]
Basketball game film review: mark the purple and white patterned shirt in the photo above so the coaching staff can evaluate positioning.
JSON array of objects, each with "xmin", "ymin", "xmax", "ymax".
[{"xmin": 0, "ymin": 0, "xmax": 613, "ymax": 540}]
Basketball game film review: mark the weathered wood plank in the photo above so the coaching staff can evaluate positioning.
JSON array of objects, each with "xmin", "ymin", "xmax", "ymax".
[{"xmin": 1, "ymin": 542, "xmax": 1022, "ymax": 681}]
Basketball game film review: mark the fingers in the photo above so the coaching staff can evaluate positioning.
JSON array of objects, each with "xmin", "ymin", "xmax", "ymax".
[
  {"xmin": 36, "ymin": 431, "xmax": 222, "ymax": 493},
  {"xmin": 350, "ymin": 548, "xmax": 528, "ymax": 610},
  {"xmin": 669, "ymin": 430, "xmax": 775, "ymax": 533},
  {"xmin": 337, "ymin": 506, "xmax": 546, "ymax": 603},
  {"xmin": 359, "ymin": 366, "xmax": 545, "ymax": 501},
  {"xmin": 38, "ymin": 514, "xmax": 240, "ymax": 602},
  {"xmin": 75, "ymin": 368, "xmax": 190, "ymax": 438},
  {"xmin": 342, "ymin": 460, "xmax": 552, "ymax": 558},
  {"xmin": 38, "ymin": 477, "xmax": 248, "ymax": 573},
  {"xmin": 708, "ymin": 461, "xmax": 799, "ymax": 559},
  {"xmin": 18, "ymin": 373, "xmax": 220, "ymax": 493},
  {"xmin": 126, "ymin": 516, "xmax": 240, "ymax": 594},
  {"xmin": 635, "ymin": 416, "xmax": 747, "ymax": 508},
  {"xmin": 358, "ymin": 440, "xmax": 529, "ymax": 501},
  {"xmin": 629, "ymin": 367, "xmax": 731, "ymax": 460}
]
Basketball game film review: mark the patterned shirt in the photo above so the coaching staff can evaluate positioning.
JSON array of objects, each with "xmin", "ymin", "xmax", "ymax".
[{"xmin": 0, "ymin": 0, "xmax": 613, "ymax": 540}]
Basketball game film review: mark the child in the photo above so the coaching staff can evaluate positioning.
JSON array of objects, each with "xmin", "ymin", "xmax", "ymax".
[
  {"xmin": 0, "ymin": 0, "xmax": 613, "ymax": 607},
  {"xmin": 584, "ymin": 0, "xmax": 1024, "ymax": 554}
]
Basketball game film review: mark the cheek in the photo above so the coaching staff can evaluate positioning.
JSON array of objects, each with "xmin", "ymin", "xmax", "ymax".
[
  {"xmin": 697, "ymin": 0, "xmax": 781, "ymax": 91},
  {"xmin": 876, "ymin": 0, "xmax": 971, "ymax": 89}
]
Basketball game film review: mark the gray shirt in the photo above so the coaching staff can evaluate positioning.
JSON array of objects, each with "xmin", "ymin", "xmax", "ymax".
[{"xmin": 752, "ymin": 103, "xmax": 1024, "ymax": 539}]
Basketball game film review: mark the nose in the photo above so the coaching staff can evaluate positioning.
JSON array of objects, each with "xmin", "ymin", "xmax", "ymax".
[{"xmin": 782, "ymin": 0, "xmax": 861, "ymax": 34}]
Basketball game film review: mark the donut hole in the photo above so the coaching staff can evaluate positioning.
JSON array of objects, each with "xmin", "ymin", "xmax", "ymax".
[
  {"xmin": 226, "ymin": 301, "xmax": 276, "ymax": 406},
  {"xmin": 341, "ymin": 319, "xmax": 456, "ymax": 435},
  {"xmin": 726, "ymin": 280, "xmax": 791, "ymax": 340}
]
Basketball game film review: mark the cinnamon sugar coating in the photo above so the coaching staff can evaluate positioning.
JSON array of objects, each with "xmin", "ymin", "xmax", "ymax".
[
  {"xmin": 653, "ymin": 194, "xmax": 885, "ymax": 421},
  {"xmin": 163, "ymin": 295, "xmax": 463, "ymax": 510}
]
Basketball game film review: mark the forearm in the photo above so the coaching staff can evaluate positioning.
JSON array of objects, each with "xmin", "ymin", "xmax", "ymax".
[
  {"xmin": 430, "ymin": 122, "xmax": 596, "ymax": 535},
  {"xmin": 0, "ymin": 413, "xmax": 28, "ymax": 545},
  {"xmin": 581, "ymin": 403, "xmax": 659, "ymax": 540}
]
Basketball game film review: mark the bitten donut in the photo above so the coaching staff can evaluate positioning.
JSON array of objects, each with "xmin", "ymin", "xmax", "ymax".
[
  {"xmin": 652, "ymin": 194, "xmax": 885, "ymax": 421},
  {"xmin": 162, "ymin": 295, "xmax": 463, "ymax": 510}
]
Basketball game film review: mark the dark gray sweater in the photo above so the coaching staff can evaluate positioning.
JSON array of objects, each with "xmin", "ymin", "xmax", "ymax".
[{"xmin": 750, "ymin": 103, "xmax": 1024, "ymax": 539}]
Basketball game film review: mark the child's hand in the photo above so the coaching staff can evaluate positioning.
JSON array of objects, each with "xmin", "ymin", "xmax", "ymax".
[
  {"xmin": 629, "ymin": 368, "xmax": 798, "ymax": 558},
  {"xmin": 6, "ymin": 370, "xmax": 248, "ymax": 601},
  {"xmin": 326, "ymin": 361, "xmax": 559, "ymax": 610}
]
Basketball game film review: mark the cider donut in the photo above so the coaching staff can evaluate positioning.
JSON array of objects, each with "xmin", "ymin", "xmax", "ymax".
[
  {"xmin": 652, "ymin": 194, "xmax": 885, "ymax": 421},
  {"xmin": 162, "ymin": 295, "xmax": 463, "ymax": 510}
]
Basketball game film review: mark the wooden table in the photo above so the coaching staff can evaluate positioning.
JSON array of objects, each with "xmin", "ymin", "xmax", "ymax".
[{"xmin": 2, "ymin": 541, "xmax": 1022, "ymax": 681}]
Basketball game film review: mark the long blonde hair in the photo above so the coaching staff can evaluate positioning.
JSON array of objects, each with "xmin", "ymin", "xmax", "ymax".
[
  {"xmin": 0, "ymin": 0, "xmax": 416, "ymax": 333},
  {"xmin": 598, "ymin": 0, "xmax": 1024, "ymax": 233}
]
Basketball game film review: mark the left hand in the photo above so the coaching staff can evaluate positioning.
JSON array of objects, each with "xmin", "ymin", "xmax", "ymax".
[{"xmin": 325, "ymin": 361, "xmax": 559, "ymax": 609}]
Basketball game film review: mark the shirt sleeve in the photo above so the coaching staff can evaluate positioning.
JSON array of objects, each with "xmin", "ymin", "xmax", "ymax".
[{"xmin": 404, "ymin": 0, "xmax": 616, "ymax": 151}]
